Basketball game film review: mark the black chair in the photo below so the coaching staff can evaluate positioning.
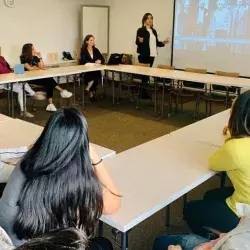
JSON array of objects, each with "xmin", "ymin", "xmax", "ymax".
[
  {"xmin": 195, "ymin": 71, "xmax": 239, "ymax": 121},
  {"xmin": 169, "ymin": 67, "xmax": 207, "ymax": 116}
]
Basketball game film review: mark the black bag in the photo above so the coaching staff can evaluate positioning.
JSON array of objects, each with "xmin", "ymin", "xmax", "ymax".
[
  {"xmin": 107, "ymin": 53, "xmax": 122, "ymax": 65},
  {"xmin": 62, "ymin": 51, "xmax": 73, "ymax": 60}
]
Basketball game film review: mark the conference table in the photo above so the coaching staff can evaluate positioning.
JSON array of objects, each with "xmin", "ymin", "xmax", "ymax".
[
  {"xmin": 101, "ymin": 134, "xmax": 218, "ymax": 250},
  {"xmin": 170, "ymin": 109, "xmax": 230, "ymax": 148},
  {"xmin": 106, "ymin": 65, "xmax": 249, "ymax": 115},
  {"xmin": 0, "ymin": 118, "xmax": 116, "ymax": 183},
  {"xmin": 0, "ymin": 65, "xmax": 105, "ymax": 117},
  {"xmin": 0, "ymin": 64, "xmax": 249, "ymax": 118}
]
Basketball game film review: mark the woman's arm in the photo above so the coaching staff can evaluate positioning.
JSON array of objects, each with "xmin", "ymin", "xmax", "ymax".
[
  {"xmin": 95, "ymin": 49, "xmax": 105, "ymax": 64},
  {"xmin": 24, "ymin": 63, "xmax": 39, "ymax": 71},
  {"xmin": 209, "ymin": 141, "xmax": 236, "ymax": 172},
  {"xmin": 80, "ymin": 51, "xmax": 88, "ymax": 65},
  {"xmin": 89, "ymin": 145, "xmax": 121, "ymax": 214},
  {"xmin": 136, "ymin": 28, "xmax": 144, "ymax": 45},
  {"xmin": 154, "ymin": 29, "xmax": 167, "ymax": 47},
  {"xmin": 38, "ymin": 59, "xmax": 45, "ymax": 69}
]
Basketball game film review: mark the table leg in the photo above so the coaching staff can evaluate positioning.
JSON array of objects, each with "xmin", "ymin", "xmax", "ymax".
[
  {"xmin": 11, "ymin": 83, "xmax": 14, "ymax": 118},
  {"xmin": 112, "ymin": 71, "xmax": 115, "ymax": 106},
  {"xmin": 161, "ymin": 79, "xmax": 165, "ymax": 116},
  {"xmin": 22, "ymin": 82, "xmax": 26, "ymax": 119},
  {"xmin": 165, "ymin": 205, "xmax": 171, "ymax": 227},
  {"xmin": 237, "ymin": 88, "xmax": 241, "ymax": 96},
  {"xmin": 154, "ymin": 78, "xmax": 157, "ymax": 114},
  {"xmin": 7, "ymin": 83, "xmax": 11, "ymax": 116},
  {"xmin": 121, "ymin": 231, "xmax": 128, "ymax": 250},
  {"xmin": 98, "ymin": 221, "xmax": 103, "ymax": 237},
  {"xmin": 81, "ymin": 74, "xmax": 85, "ymax": 110}
]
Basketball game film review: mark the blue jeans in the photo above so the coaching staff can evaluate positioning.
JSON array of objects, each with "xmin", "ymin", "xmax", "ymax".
[{"xmin": 153, "ymin": 234, "xmax": 209, "ymax": 250}]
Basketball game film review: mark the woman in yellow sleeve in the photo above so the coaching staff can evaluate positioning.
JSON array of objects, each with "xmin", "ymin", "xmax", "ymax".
[{"xmin": 184, "ymin": 91, "xmax": 250, "ymax": 237}]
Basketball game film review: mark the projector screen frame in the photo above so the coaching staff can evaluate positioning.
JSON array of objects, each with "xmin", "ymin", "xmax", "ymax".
[{"xmin": 170, "ymin": 0, "xmax": 250, "ymax": 78}]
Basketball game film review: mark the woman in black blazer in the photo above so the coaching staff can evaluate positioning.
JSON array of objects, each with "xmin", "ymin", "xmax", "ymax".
[
  {"xmin": 136, "ymin": 13, "xmax": 169, "ymax": 68},
  {"xmin": 80, "ymin": 35, "xmax": 105, "ymax": 101}
]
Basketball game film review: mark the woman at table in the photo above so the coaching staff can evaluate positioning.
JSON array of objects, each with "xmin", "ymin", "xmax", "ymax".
[
  {"xmin": 0, "ymin": 108, "xmax": 120, "ymax": 248},
  {"xmin": 20, "ymin": 44, "xmax": 73, "ymax": 112},
  {"xmin": 135, "ymin": 13, "xmax": 169, "ymax": 83},
  {"xmin": 0, "ymin": 56, "xmax": 45, "ymax": 117},
  {"xmin": 80, "ymin": 35, "xmax": 105, "ymax": 101},
  {"xmin": 184, "ymin": 90, "xmax": 250, "ymax": 236}
]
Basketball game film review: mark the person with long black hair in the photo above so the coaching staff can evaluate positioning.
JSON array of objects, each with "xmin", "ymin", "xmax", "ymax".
[
  {"xmin": 184, "ymin": 91, "xmax": 250, "ymax": 237},
  {"xmin": 20, "ymin": 44, "xmax": 73, "ymax": 112},
  {"xmin": 80, "ymin": 35, "xmax": 105, "ymax": 101},
  {"xmin": 0, "ymin": 108, "xmax": 120, "ymax": 248}
]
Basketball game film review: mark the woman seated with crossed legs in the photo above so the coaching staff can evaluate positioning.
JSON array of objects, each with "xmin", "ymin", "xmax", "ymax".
[{"xmin": 20, "ymin": 44, "xmax": 72, "ymax": 112}]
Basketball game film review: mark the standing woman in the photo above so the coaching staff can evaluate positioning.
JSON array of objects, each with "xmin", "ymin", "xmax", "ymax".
[
  {"xmin": 20, "ymin": 44, "xmax": 73, "ymax": 112},
  {"xmin": 136, "ymin": 13, "xmax": 169, "ymax": 68},
  {"xmin": 80, "ymin": 35, "xmax": 105, "ymax": 101}
]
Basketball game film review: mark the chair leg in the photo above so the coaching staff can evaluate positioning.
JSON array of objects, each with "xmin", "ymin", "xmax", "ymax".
[
  {"xmin": 136, "ymin": 86, "xmax": 141, "ymax": 110},
  {"xmin": 221, "ymin": 172, "xmax": 227, "ymax": 188},
  {"xmin": 169, "ymin": 91, "xmax": 173, "ymax": 115},
  {"xmin": 176, "ymin": 95, "xmax": 179, "ymax": 113},
  {"xmin": 194, "ymin": 95, "xmax": 200, "ymax": 122},
  {"xmin": 180, "ymin": 96, "xmax": 183, "ymax": 111},
  {"xmin": 205, "ymin": 100, "xmax": 208, "ymax": 117}
]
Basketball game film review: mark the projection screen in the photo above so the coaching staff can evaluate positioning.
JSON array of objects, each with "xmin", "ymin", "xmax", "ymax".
[{"xmin": 172, "ymin": 0, "xmax": 250, "ymax": 76}]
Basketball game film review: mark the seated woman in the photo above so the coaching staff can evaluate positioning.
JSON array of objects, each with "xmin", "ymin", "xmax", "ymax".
[
  {"xmin": 153, "ymin": 204, "xmax": 250, "ymax": 250},
  {"xmin": 184, "ymin": 90, "xmax": 250, "ymax": 237},
  {"xmin": 0, "ymin": 56, "xmax": 44, "ymax": 117},
  {"xmin": 20, "ymin": 44, "xmax": 72, "ymax": 112},
  {"xmin": 80, "ymin": 35, "xmax": 105, "ymax": 101},
  {"xmin": 0, "ymin": 108, "xmax": 120, "ymax": 248}
]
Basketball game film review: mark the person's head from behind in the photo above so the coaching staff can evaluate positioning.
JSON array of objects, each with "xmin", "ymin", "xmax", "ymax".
[
  {"xmin": 142, "ymin": 13, "xmax": 153, "ymax": 27},
  {"xmin": 183, "ymin": 0, "xmax": 190, "ymax": 10},
  {"xmin": 217, "ymin": 0, "xmax": 225, "ymax": 10},
  {"xmin": 229, "ymin": 90, "xmax": 250, "ymax": 139},
  {"xmin": 82, "ymin": 35, "xmax": 95, "ymax": 52},
  {"xmin": 14, "ymin": 108, "xmax": 103, "ymax": 240},
  {"xmin": 199, "ymin": 0, "xmax": 205, "ymax": 8},
  {"xmin": 237, "ymin": 0, "xmax": 243, "ymax": 5},
  {"xmin": 16, "ymin": 228, "xmax": 88, "ymax": 250},
  {"xmin": 21, "ymin": 43, "xmax": 35, "ymax": 61}
]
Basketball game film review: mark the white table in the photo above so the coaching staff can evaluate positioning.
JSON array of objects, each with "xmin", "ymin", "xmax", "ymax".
[
  {"xmin": 101, "ymin": 135, "xmax": 218, "ymax": 249},
  {"xmin": 170, "ymin": 109, "xmax": 230, "ymax": 148},
  {"xmin": 0, "ymin": 65, "xmax": 105, "ymax": 85},
  {"xmin": 0, "ymin": 119, "xmax": 116, "ymax": 183}
]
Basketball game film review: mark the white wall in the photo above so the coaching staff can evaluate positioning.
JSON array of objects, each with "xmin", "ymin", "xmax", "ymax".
[
  {"xmin": 0, "ymin": 0, "xmax": 107, "ymax": 65},
  {"xmin": 107, "ymin": 0, "xmax": 174, "ymax": 66}
]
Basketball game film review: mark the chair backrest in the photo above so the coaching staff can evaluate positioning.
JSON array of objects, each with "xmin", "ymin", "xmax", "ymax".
[
  {"xmin": 183, "ymin": 67, "xmax": 207, "ymax": 90},
  {"xmin": 157, "ymin": 65, "xmax": 175, "ymax": 70},
  {"xmin": 186, "ymin": 67, "xmax": 207, "ymax": 74},
  {"xmin": 135, "ymin": 62, "xmax": 150, "ymax": 67},
  {"xmin": 213, "ymin": 71, "xmax": 239, "ymax": 93},
  {"xmin": 215, "ymin": 71, "xmax": 239, "ymax": 78}
]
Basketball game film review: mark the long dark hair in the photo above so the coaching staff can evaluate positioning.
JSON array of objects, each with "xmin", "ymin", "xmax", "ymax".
[
  {"xmin": 142, "ymin": 13, "xmax": 153, "ymax": 27},
  {"xmin": 228, "ymin": 90, "xmax": 250, "ymax": 139},
  {"xmin": 14, "ymin": 108, "xmax": 103, "ymax": 240},
  {"xmin": 16, "ymin": 228, "xmax": 88, "ymax": 250},
  {"xmin": 20, "ymin": 43, "xmax": 33, "ymax": 62},
  {"xmin": 81, "ymin": 35, "xmax": 95, "ymax": 53}
]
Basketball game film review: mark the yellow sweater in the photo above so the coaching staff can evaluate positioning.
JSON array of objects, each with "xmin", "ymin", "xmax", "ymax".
[{"xmin": 209, "ymin": 137, "xmax": 250, "ymax": 217}]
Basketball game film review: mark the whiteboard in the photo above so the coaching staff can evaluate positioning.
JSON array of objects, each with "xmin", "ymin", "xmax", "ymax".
[{"xmin": 81, "ymin": 5, "xmax": 109, "ymax": 54}]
